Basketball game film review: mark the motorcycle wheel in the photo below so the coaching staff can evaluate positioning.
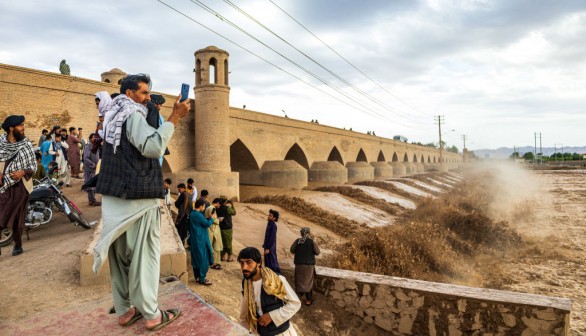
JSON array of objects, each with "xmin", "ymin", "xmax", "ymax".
[
  {"xmin": 66, "ymin": 201, "xmax": 91, "ymax": 229},
  {"xmin": 0, "ymin": 227, "xmax": 14, "ymax": 247}
]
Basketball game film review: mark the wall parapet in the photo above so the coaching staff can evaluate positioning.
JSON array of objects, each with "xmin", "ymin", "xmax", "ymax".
[{"xmin": 315, "ymin": 266, "xmax": 571, "ymax": 335}]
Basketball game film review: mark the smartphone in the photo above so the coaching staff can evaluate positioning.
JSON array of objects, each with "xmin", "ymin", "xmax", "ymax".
[{"xmin": 180, "ymin": 83, "xmax": 189, "ymax": 102}]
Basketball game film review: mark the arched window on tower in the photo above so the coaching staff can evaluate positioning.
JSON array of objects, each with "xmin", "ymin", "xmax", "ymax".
[
  {"xmin": 195, "ymin": 59, "xmax": 202, "ymax": 86},
  {"xmin": 209, "ymin": 58, "xmax": 217, "ymax": 84},
  {"xmin": 224, "ymin": 59, "xmax": 229, "ymax": 86},
  {"xmin": 104, "ymin": 79, "xmax": 110, "ymax": 83}
]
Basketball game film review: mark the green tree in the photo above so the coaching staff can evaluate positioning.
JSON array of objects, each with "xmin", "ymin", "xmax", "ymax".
[
  {"xmin": 522, "ymin": 152, "xmax": 534, "ymax": 161},
  {"xmin": 447, "ymin": 145, "xmax": 459, "ymax": 153}
]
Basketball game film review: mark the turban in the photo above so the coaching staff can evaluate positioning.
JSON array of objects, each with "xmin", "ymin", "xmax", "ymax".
[
  {"xmin": 1, "ymin": 115, "xmax": 25, "ymax": 132},
  {"xmin": 150, "ymin": 94, "xmax": 165, "ymax": 105},
  {"xmin": 95, "ymin": 91, "xmax": 112, "ymax": 117}
]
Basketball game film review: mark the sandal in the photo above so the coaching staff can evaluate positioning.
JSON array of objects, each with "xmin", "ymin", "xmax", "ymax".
[
  {"xmin": 147, "ymin": 309, "xmax": 181, "ymax": 331},
  {"xmin": 197, "ymin": 279, "xmax": 212, "ymax": 286},
  {"xmin": 121, "ymin": 307, "xmax": 143, "ymax": 327},
  {"xmin": 305, "ymin": 299, "xmax": 312, "ymax": 306}
]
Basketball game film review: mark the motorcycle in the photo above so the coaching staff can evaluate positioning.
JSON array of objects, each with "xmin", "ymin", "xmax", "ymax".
[{"xmin": 0, "ymin": 175, "xmax": 92, "ymax": 247}]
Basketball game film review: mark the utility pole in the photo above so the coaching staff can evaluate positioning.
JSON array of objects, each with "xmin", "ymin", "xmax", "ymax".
[
  {"xmin": 435, "ymin": 115, "xmax": 444, "ymax": 163},
  {"xmin": 539, "ymin": 132, "xmax": 543, "ymax": 165},
  {"xmin": 534, "ymin": 132, "xmax": 537, "ymax": 164},
  {"xmin": 461, "ymin": 134, "xmax": 468, "ymax": 162}
]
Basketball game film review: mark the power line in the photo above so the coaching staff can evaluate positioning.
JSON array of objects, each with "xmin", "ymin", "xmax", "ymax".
[
  {"xmin": 154, "ymin": 0, "xmax": 404, "ymax": 124},
  {"xmin": 267, "ymin": 0, "xmax": 433, "ymax": 119},
  {"xmin": 185, "ymin": 0, "xmax": 427, "ymax": 128},
  {"xmin": 222, "ymin": 0, "xmax": 425, "ymax": 124}
]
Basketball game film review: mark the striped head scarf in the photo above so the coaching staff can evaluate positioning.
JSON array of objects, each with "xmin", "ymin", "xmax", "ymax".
[
  {"xmin": 102, "ymin": 94, "xmax": 147, "ymax": 153},
  {"xmin": 298, "ymin": 227, "xmax": 311, "ymax": 244}
]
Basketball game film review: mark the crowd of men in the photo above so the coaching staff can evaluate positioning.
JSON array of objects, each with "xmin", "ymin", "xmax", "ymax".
[{"xmin": 1, "ymin": 72, "xmax": 321, "ymax": 334}]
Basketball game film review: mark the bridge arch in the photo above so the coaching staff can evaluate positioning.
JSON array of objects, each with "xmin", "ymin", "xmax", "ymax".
[
  {"xmin": 412, "ymin": 154, "xmax": 418, "ymax": 163},
  {"xmin": 421, "ymin": 154, "xmax": 425, "ymax": 163},
  {"xmin": 230, "ymin": 139, "xmax": 260, "ymax": 171},
  {"xmin": 162, "ymin": 158, "xmax": 172, "ymax": 174},
  {"xmin": 428, "ymin": 155, "xmax": 431, "ymax": 163},
  {"xmin": 327, "ymin": 146, "xmax": 344, "ymax": 165},
  {"xmin": 285, "ymin": 143, "xmax": 309, "ymax": 169},
  {"xmin": 377, "ymin": 150, "xmax": 386, "ymax": 162},
  {"xmin": 403, "ymin": 153, "xmax": 409, "ymax": 162},
  {"xmin": 391, "ymin": 152, "xmax": 399, "ymax": 162},
  {"xmin": 356, "ymin": 148, "xmax": 368, "ymax": 162}
]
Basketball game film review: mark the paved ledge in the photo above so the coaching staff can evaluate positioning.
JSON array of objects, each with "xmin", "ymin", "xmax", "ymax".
[{"xmin": 0, "ymin": 281, "xmax": 249, "ymax": 335}]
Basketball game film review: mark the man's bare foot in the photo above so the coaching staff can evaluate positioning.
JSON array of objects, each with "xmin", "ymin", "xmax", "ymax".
[
  {"xmin": 118, "ymin": 307, "xmax": 137, "ymax": 325},
  {"xmin": 145, "ymin": 310, "xmax": 176, "ymax": 329}
]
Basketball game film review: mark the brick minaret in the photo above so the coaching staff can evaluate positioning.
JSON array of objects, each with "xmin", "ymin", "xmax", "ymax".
[{"xmin": 194, "ymin": 46, "xmax": 231, "ymax": 172}]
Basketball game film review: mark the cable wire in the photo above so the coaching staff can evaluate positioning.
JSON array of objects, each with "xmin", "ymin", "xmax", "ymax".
[
  {"xmin": 222, "ymin": 0, "xmax": 426, "ymax": 123},
  {"xmin": 268, "ymin": 0, "xmax": 433, "ymax": 118}
]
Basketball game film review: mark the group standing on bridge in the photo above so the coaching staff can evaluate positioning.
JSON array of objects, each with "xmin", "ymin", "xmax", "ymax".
[{"xmin": 0, "ymin": 72, "xmax": 321, "ymax": 334}]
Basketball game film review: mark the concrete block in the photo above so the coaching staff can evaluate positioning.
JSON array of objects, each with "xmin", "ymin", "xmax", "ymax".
[
  {"xmin": 390, "ymin": 162, "xmax": 406, "ymax": 177},
  {"xmin": 308, "ymin": 161, "xmax": 347, "ymax": 184},
  {"xmin": 261, "ymin": 160, "xmax": 308, "ymax": 189},
  {"xmin": 370, "ymin": 161, "xmax": 393, "ymax": 179},
  {"xmin": 346, "ymin": 161, "xmax": 375, "ymax": 181}
]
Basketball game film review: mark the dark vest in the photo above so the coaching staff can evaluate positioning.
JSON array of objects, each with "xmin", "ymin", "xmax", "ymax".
[
  {"xmin": 218, "ymin": 205, "xmax": 232, "ymax": 230},
  {"xmin": 241, "ymin": 280, "xmax": 291, "ymax": 336},
  {"xmin": 258, "ymin": 288, "xmax": 291, "ymax": 336},
  {"xmin": 293, "ymin": 238, "xmax": 316, "ymax": 265},
  {"xmin": 95, "ymin": 117, "xmax": 164, "ymax": 199}
]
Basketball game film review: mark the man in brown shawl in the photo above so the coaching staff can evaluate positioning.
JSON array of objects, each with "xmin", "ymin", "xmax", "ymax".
[
  {"xmin": 66, "ymin": 126, "xmax": 82, "ymax": 178},
  {"xmin": 0, "ymin": 115, "xmax": 37, "ymax": 256},
  {"xmin": 290, "ymin": 227, "xmax": 320, "ymax": 306}
]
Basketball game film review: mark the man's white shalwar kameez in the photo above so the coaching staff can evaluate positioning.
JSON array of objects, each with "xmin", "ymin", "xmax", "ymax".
[
  {"xmin": 93, "ymin": 112, "xmax": 174, "ymax": 320},
  {"xmin": 240, "ymin": 275, "xmax": 301, "ymax": 335}
]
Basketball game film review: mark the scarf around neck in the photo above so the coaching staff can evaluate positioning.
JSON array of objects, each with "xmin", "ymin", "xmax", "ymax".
[
  {"xmin": 0, "ymin": 134, "xmax": 37, "ymax": 193},
  {"xmin": 103, "ymin": 94, "xmax": 148, "ymax": 153},
  {"xmin": 242, "ymin": 265, "xmax": 288, "ymax": 332}
]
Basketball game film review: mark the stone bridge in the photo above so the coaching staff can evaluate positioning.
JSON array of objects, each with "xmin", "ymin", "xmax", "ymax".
[{"xmin": 0, "ymin": 45, "xmax": 461, "ymax": 200}]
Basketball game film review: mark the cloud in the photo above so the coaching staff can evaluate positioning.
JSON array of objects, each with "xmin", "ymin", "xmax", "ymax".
[{"xmin": 1, "ymin": 0, "xmax": 586, "ymax": 149}]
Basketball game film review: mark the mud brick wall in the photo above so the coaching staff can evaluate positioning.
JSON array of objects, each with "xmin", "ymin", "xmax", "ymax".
[
  {"xmin": 0, "ymin": 63, "xmax": 194, "ymax": 173},
  {"xmin": 315, "ymin": 267, "xmax": 571, "ymax": 336}
]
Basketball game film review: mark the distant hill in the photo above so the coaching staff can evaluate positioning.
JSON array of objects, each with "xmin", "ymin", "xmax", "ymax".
[{"xmin": 472, "ymin": 146, "xmax": 586, "ymax": 159}]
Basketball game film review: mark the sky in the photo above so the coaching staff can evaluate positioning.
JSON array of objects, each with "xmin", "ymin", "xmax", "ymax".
[{"xmin": 1, "ymin": 0, "xmax": 585, "ymax": 150}]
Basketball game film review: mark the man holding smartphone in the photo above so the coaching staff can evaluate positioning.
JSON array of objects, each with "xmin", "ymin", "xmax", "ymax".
[{"xmin": 93, "ymin": 74, "xmax": 190, "ymax": 331}]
